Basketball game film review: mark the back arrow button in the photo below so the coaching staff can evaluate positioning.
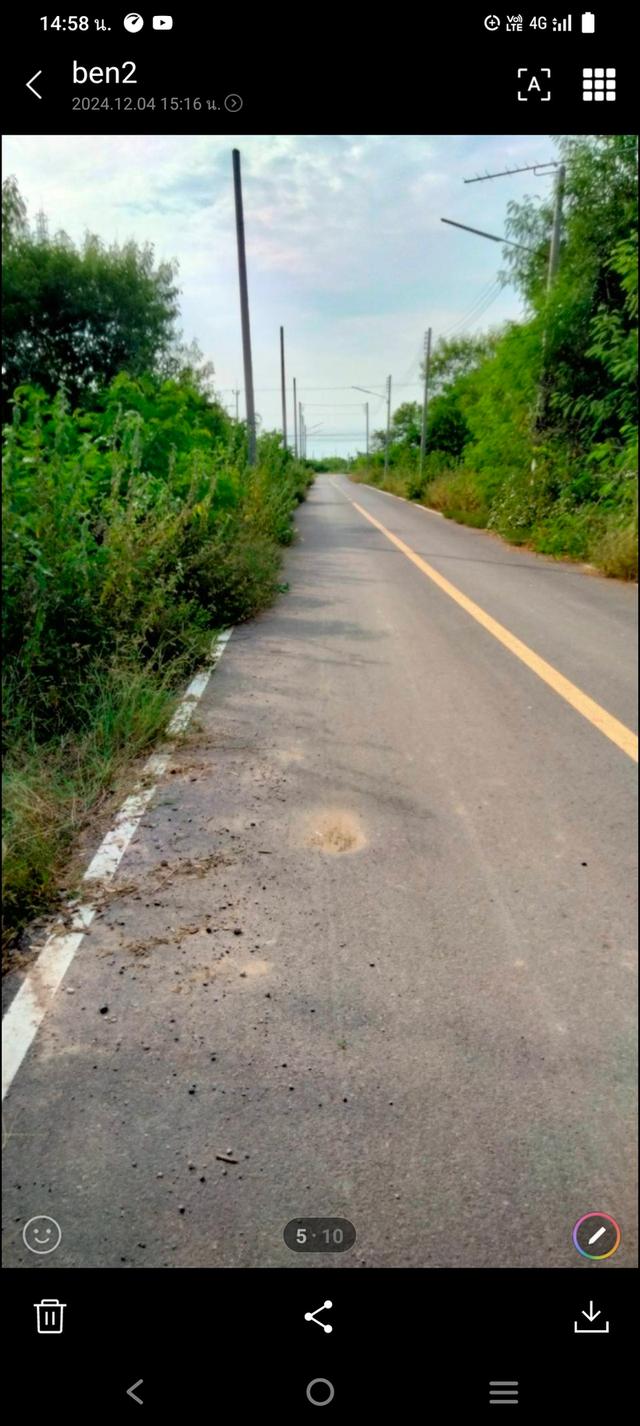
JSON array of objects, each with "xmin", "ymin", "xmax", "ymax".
[
  {"xmin": 26, "ymin": 71, "xmax": 43, "ymax": 99},
  {"xmin": 127, "ymin": 1380, "xmax": 144, "ymax": 1405}
]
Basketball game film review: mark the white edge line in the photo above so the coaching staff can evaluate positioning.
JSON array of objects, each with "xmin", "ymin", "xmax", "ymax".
[
  {"xmin": 2, "ymin": 628, "xmax": 233, "ymax": 1101},
  {"xmin": 345, "ymin": 478, "xmax": 444, "ymax": 516}
]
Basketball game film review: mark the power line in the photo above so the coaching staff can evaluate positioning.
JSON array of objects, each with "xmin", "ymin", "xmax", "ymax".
[
  {"xmin": 217, "ymin": 383, "xmax": 425, "ymax": 396},
  {"xmin": 397, "ymin": 340, "xmax": 424, "ymax": 387},
  {"xmin": 441, "ymin": 279, "xmax": 504, "ymax": 336},
  {"xmin": 440, "ymin": 290, "xmax": 495, "ymax": 337},
  {"xmin": 463, "ymin": 285, "xmax": 505, "ymax": 328},
  {"xmin": 447, "ymin": 294, "xmax": 501, "ymax": 335}
]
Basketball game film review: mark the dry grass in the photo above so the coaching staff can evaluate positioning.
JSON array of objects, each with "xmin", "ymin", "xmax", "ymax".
[
  {"xmin": 2, "ymin": 662, "xmax": 178, "ymax": 956},
  {"xmin": 590, "ymin": 517, "xmax": 638, "ymax": 579},
  {"xmin": 424, "ymin": 471, "xmax": 489, "ymax": 526}
]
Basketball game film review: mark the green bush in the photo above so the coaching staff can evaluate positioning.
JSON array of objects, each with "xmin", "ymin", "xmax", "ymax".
[{"xmin": 2, "ymin": 376, "xmax": 312, "ymax": 944}]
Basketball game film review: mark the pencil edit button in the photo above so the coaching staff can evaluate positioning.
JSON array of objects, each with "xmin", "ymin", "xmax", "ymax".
[
  {"xmin": 23, "ymin": 1216, "xmax": 62, "ymax": 1255},
  {"xmin": 572, "ymin": 1213, "xmax": 621, "ymax": 1260}
]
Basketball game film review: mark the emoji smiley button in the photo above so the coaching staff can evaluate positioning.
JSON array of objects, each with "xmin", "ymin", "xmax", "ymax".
[{"xmin": 23, "ymin": 1216, "xmax": 62, "ymax": 1255}]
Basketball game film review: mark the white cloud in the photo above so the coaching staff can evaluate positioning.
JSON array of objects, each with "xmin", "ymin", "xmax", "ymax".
[{"xmin": 3, "ymin": 132, "xmax": 553, "ymax": 452}]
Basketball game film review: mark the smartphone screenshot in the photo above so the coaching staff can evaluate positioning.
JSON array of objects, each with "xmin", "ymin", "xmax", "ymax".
[{"xmin": 2, "ymin": 5, "xmax": 636, "ymax": 1417}]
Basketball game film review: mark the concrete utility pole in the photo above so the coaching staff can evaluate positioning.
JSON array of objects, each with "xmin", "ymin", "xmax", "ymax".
[
  {"xmin": 419, "ymin": 328, "xmax": 432, "ymax": 475},
  {"xmin": 232, "ymin": 149, "xmax": 257, "ymax": 465},
  {"xmin": 364, "ymin": 402, "xmax": 369, "ymax": 456},
  {"xmin": 293, "ymin": 378, "xmax": 298, "ymax": 457},
  {"xmin": 279, "ymin": 327, "xmax": 288, "ymax": 450},
  {"xmin": 547, "ymin": 163, "xmax": 565, "ymax": 291},
  {"xmin": 384, "ymin": 375, "xmax": 392, "ymax": 477},
  {"xmin": 539, "ymin": 163, "xmax": 566, "ymax": 426},
  {"xmin": 233, "ymin": 385, "xmax": 240, "ymax": 422},
  {"xmin": 299, "ymin": 402, "xmax": 304, "ymax": 459},
  {"xmin": 450, "ymin": 158, "xmax": 565, "ymax": 444}
]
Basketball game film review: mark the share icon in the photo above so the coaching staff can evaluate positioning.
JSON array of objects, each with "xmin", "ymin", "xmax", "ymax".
[{"xmin": 304, "ymin": 1300, "xmax": 333, "ymax": 1333}]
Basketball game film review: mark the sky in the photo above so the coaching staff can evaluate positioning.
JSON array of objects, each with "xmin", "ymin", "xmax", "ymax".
[{"xmin": 3, "ymin": 133, "xmax": 557, "ymax": 457}]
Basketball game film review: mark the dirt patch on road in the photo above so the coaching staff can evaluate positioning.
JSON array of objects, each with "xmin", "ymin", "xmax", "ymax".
[
  {"xmin": 303, "ymin": 809, "xmax": 366, "ymax": 855},
  {"xmin": 87, "ymin": 851, "xmax": 235, "ymax": 913}
]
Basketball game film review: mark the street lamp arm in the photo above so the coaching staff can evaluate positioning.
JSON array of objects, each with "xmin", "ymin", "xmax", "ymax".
[{"xmin": 441, "ymin": 217, "xmax": 535, "ymax": 253}]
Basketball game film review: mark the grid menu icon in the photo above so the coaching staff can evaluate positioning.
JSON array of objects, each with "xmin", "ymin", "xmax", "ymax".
[{"xmin": 583, "ymin": 68, "xmax": 616, "ymax": 100}]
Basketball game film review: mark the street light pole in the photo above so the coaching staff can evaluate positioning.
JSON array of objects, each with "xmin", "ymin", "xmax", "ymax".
[
  {"xmin": 450, "ymin": 159, "xmax": 565, "ymax": 431},
  {"xmin": 305, "ymin": 420, "xmax": 323, "ymax": 462},
  {"xmin": 384, "ymin": 375, "xmax": 392, "ymax": 477},
  {"xmin": 232, "ymin": 149, "xmax": 257, "ymax": 465},
  {"xmin": 419, "ymin": 328, "xmax": 432, "ymax": 476},
  {"xmin": 547, "ymin": 163, "xmax": 566, "ymax": 290},
  {"xmin": 279, "ymin": 326, "xmax": 287, "ymax": 450},
  {"xmin": 352, "ymin": 386, "xmax": 385, "ymax": 462},
  {"xmin": 441, "ymin": 181, "xmax": 564, "ymax": 435},
  {"xmin": 441, "ymin": 217, "xmax": 535, "ymax": 253}
]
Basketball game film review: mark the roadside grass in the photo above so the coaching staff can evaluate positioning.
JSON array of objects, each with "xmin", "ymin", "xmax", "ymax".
[
  {"xmin": 348, "ymin": 465, "xmax": 638, "ymax": 578},
  {"xmin": 590, "ymin": 514, "xmax": 638, "ymax": 579},
  {"xmin": 350, "ymin": 468, "xmax": 409, "ymax": 500},
  {"xmin": 2, "ymin": 658, "xmax": 184, "ymax": 958},
  {"xmin": 423, "ymin": 470, "xmax": 490, "ymax": 527}
]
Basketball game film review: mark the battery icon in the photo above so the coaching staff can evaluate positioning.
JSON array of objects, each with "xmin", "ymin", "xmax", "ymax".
[{"xmin": 581, "ymin": 10, "xmax": 595, "ymax": 30}]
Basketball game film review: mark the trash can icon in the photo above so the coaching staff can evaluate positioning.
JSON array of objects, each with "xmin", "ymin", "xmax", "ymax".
[{"xmin": 34, "ymin": 1299, "xmax": 66, "ymax": 1334}]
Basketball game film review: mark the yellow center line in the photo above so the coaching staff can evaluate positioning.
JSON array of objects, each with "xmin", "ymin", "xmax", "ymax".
[{"xmin": 347, "ymin": 493, "xmax": 637, "ymax": 763}]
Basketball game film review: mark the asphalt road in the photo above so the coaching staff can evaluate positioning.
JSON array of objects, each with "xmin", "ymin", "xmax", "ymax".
[{"xmin": 3, "ymin": 476, "xmax": 637, "ymax": 1269}]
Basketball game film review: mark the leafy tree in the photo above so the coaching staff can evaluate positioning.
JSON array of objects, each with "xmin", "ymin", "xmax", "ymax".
[
  {"xmin": 157, "ymin": 337, "xmax": 217, "ymax": 396},
  {"xmin": 425, "ymin": 392, "xmax": 469, "ymax": 459},
  {"xmin": 370, "ymin": 401, "xmax": 422, "ymax": 456},
  {"xmin": 390, "ymin": 401, "xmax": 422, "ymax": 448},
  {"xmin": 429, "ymin": 333, "xmax": 495, "ymax": 393},
  {"xmin": 419, "ymin": 334, "xmax": 495, "ymax": 460},
  {"xmin": 2, "ymin": 179, "xmax": 180, "ymax": 410},
  {"xmin": 2, "ymin": 175, "xmax": 28, "ymax": 248}
]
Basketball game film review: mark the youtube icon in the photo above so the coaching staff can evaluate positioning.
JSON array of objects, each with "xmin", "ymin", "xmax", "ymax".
[{"xmin": 153, "ymin": 14, "xmax": 173, "ymax": 28}]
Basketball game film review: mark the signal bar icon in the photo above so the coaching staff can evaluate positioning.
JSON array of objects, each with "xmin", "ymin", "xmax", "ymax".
[{"xmin": 552, "ymin": 13, "xmax": 573, "ymax": 29}]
